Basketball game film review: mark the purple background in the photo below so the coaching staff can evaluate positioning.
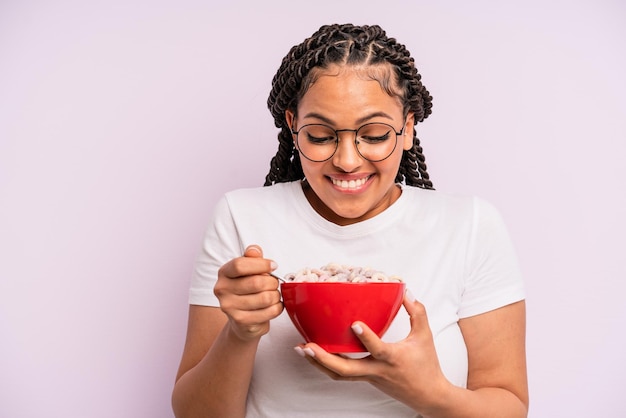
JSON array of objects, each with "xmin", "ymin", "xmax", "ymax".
[{"xmin": 1, "ymin": 1, "xmax": 624, "ymax": 416}]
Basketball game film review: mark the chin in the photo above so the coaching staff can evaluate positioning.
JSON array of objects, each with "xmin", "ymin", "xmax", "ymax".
[{"xmin": 328, "ymin": 207, "xmax": 370, "ymax": 223}]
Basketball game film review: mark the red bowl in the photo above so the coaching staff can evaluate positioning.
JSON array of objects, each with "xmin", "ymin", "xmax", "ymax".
[{"xmin": 280, "ymin": 282, "xmax": 405, "ymax": 353}]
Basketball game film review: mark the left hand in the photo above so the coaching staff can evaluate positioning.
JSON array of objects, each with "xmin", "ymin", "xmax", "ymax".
[{"xmin": 294, "ymin": 290, "xmax": 451, "ymax": 412}]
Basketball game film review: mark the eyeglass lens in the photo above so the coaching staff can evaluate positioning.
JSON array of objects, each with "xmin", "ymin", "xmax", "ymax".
[{"xmin": 296, "ymin": 123, "xmax": 398, "ymax": 162}]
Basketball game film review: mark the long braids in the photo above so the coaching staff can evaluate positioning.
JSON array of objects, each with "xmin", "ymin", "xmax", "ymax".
[{"xmin": 264, "ymin": 23, "xmax": 434, "ymax": 189}]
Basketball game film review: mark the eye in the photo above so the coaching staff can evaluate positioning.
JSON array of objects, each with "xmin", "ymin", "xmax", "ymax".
[
  {"xmin": 302, "ymin": 126, "xmax": 336, "ymax": 145},
  {"xmin": 357, "ymin": 124, "xmax": 393, "ymax": 144},
  {"xmin": 359, "ymin": 132, "xmax": 390, "ymax": 144},
  {"xmin": 306, "ymin": 133, "xmax": 335, "ymax": 144}
]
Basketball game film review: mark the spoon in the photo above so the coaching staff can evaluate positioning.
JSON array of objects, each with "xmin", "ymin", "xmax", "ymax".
[{"xmin": 269, "ymin": 272, "xmax": 287, "ymax": 283}]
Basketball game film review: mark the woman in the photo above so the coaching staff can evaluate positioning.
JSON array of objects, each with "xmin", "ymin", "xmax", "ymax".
[{"xmin": 172, "ymin": 23, "xmax": 528, "ymax": 417}]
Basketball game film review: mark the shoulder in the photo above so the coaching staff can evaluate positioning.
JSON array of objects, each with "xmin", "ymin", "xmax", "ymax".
[
  {"xmin": 223, "ymin": 181, "xmax": 299, "ymax": 206},
  {"xmin": 400, "ymin": 185, "xmax": 477, "ymax": 212},
  {"xmin": 224, "ymin": 181, "xmax": 299, "ymax": 203},
  {"xmin": 400, "ymin": 186, "xmax": 506, "ymax": 227},
  {"xmin": 216, "ymin": 181, "xmax": 303, "ymax": 222}
]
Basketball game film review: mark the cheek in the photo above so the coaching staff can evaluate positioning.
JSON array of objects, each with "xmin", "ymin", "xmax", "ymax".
[
  {"xmin": 382, "ymin": 150, "xmax": 405, "ymax": 178},
  {"xmin": 299, "ymin": 158, "xmax": 320, "ymax": 179},
  {"xmin": 391, "ymin": 142, "xmax": 406, "ymax": 166}
]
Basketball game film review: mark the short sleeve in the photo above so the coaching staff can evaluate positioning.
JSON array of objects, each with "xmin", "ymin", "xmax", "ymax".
[
  {"xmin": 458, "ymin": 198, "xmax": 525, "ymax": 318},
  {"xmin": 188, "ymin": 195, "xmax": 243, "ymax": 306}
]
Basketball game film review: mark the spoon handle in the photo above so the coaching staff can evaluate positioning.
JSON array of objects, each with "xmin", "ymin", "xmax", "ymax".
[{"xmin": 269, "ymin": 272, "xmax": 286, "ymax": 283}]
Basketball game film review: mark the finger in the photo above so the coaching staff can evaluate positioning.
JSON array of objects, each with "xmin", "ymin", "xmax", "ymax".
[
  {"xmin": 293, "ymin": 346, "xmax": 339, "ymax": 378},
  {"xmin": 403, "ymin": 289, "xmax": 429, "ymax": 336},
  {"xmin": 228, "ymin": 297, "xmax": 284, "ymax": 323},
  {"xmin": 244, "ymin": 244, "xmax": 263, "ymax": 258},
  {"xmin": 219, "ymin": 274, "xmax": 280, "ymax": 297},
  {"xmin": 297, "ymin": 343, "xmax": 373, "ymax": 380},
  {"xmin": 227, "ymin": 302, "xmax": 284, "ymax": 341},
  {"xmin": 222, "ymin": 288, "xmax": 283, "ymax": 311},
  {"xmin": 243, "ymin": 244, "xmax": 278, "ymax": 276},
  {"xmin": 216, "ymin": 264, "xmax": 280, "ymax": 300},
  {"xmin": 244, "ymin": 245, "xmax": 280, "ymax": 285},
  {"xmin": 219, "ymin": 251, "xmax": 277, "ymax": 281},
  {"xmin": 350, "ymin": 321, "xmax": 390, "ymax": 360}
]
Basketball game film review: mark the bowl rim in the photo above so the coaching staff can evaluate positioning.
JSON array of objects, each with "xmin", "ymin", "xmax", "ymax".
[{"xmin": 280, "ymin": 281, "xmax": 405, "ymax": 286}]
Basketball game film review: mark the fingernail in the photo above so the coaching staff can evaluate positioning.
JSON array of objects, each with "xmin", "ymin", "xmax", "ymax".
[
  {"xmin": 405, "ymin": 288, "xmax": 416, "ymax": 302},
  {"xmin": 270, "ymin": 261, "xmax": 278, "ymax": 270},
  {"xmin": 303, "ymin": 347, "xmax": 315, "ymax": 357},
  {"xmin": 294, "ymin": 346, "xmax": 305, "ymax": 357},
  {"xmin": 351, "ymin": 323, "xmax": 363, "ymax": 335},
  {"xmin": 249, "ymin": 244, "xmax": 261, "ymax": 252}
]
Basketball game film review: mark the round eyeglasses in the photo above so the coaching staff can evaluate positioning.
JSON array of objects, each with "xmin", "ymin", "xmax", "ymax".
[{"xmin": 292, "ymin": 121, "xmax": 405, "ymax": 163}]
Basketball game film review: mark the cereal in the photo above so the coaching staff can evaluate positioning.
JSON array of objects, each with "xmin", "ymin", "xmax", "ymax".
[{"xmin": 284, "ymin": 263, "xmax": 403, "ymax": 283}]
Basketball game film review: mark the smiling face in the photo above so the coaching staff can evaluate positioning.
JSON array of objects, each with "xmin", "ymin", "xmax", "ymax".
[{"xmin": 286, "ymin": 65, "xmax": 414, "ymax": 226}]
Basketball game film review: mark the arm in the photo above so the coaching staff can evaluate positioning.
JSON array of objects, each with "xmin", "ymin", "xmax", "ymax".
[
  {"xmin": 420, "ymin": 300, "xmax": 528, "ymax": 417},
  {"xmin": 443, "ymin": 300, "xmax": 528, "ymax": 416},
  {"xmin": 171, "ymin": 306, "xmax": 258, "ymax": 418},
  {"xmin": 295, "ymin": 296, "xmax": 528, "ymax": 418},
  {"xmin": 171, "ymin": 246, "xmax": 282, "ymax": 418}
]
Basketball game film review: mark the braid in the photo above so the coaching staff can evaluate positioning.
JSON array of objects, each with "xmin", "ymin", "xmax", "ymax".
[
  {"xmin": 264, "ymin": 126, "xmax": 303, "ymax": 186},
  {"xmin": 265, "ymin": 23, "xmax": 434, "ymax": 190}
]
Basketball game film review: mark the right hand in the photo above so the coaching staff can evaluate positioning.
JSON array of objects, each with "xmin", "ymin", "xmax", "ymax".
[{"xmin": 214, "ymin": 244, "xmax": 283, "ymax": 342}]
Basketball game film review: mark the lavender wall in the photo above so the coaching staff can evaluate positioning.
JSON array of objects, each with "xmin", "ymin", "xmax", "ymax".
[{"xmin": 1, "ymin": 1, "xmax": 624, "ymax": 416}]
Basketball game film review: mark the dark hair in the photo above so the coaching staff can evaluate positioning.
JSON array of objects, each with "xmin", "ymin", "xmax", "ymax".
[{"xmin": 264, "ymin": 23, "xmax": 434, "ymax": 189}]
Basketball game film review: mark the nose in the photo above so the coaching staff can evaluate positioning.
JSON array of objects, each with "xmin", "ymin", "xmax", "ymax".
[{"xmin": 331, "ymin": 132, "xmax": 363, "ymax": 172}]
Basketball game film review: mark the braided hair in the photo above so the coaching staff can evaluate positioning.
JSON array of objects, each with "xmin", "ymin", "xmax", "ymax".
[{"xmin": 264, "ymin": 23, "xmax": 434, "ymax": 189}]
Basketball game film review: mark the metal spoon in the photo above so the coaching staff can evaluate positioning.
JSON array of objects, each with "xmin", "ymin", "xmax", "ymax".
[{"xmin": 269, "ymin": 272, "xmax": 287, "ymax": 283}]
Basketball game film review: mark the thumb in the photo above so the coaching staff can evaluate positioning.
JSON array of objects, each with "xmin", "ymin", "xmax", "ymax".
[
  {"xmin": 244, "ymin": 244, "xmax": 263, "ymax": 258},
  {"xmin": 403, "ymin": 289, "xmax": 429, "ymax": 333}
]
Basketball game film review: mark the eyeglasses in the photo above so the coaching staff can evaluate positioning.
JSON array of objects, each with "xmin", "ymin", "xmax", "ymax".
[{"xmin": 292, "ymin": 121, "xmax": 405, "ymax": 162}]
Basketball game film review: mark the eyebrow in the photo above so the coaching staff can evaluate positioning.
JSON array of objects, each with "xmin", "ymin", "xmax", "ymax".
[{"xmin": 301, "ymin": 111, "xmax": 395, "ymax": 126}]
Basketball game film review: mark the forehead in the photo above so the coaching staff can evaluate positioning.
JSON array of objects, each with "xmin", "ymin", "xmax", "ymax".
[
  {"xmin": 309, "ymin": 64, "xmax": 395, "ymax": 83},
  {"xmin": 297, "ymin": 65, "xmax": 404, "ymax": 118},
  {"xmin": 300, "ymin": 64, "xmax": 403, "ymax": 101}
]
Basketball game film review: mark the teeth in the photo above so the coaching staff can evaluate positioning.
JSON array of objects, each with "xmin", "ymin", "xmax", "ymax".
[{"xmin": 332, "ymin": 176, "xmax": 369, "ymax": 190}]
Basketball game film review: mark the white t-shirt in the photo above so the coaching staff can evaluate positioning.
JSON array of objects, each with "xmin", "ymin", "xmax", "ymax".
[{"xmin": 189, "ymin": 181, "xmax": 525, "ymax": 417}]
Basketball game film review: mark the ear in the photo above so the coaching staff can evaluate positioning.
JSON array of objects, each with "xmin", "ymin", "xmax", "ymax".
[
  {"xmin": 285, "ymin": 109, "xmax": 298, "ymax": 146},
  {"xmin": 285, "ymin": 109, "xmax": 296, "ymax": 132},
  {"xmin": 402, "ymin": 113, "xmax": 415, "ymax": 151}
]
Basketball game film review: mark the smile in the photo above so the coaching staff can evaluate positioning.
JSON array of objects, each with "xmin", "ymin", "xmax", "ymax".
[{"xmin": 331, "ymin": 176, "xmax": 370, "ymax": 190}]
